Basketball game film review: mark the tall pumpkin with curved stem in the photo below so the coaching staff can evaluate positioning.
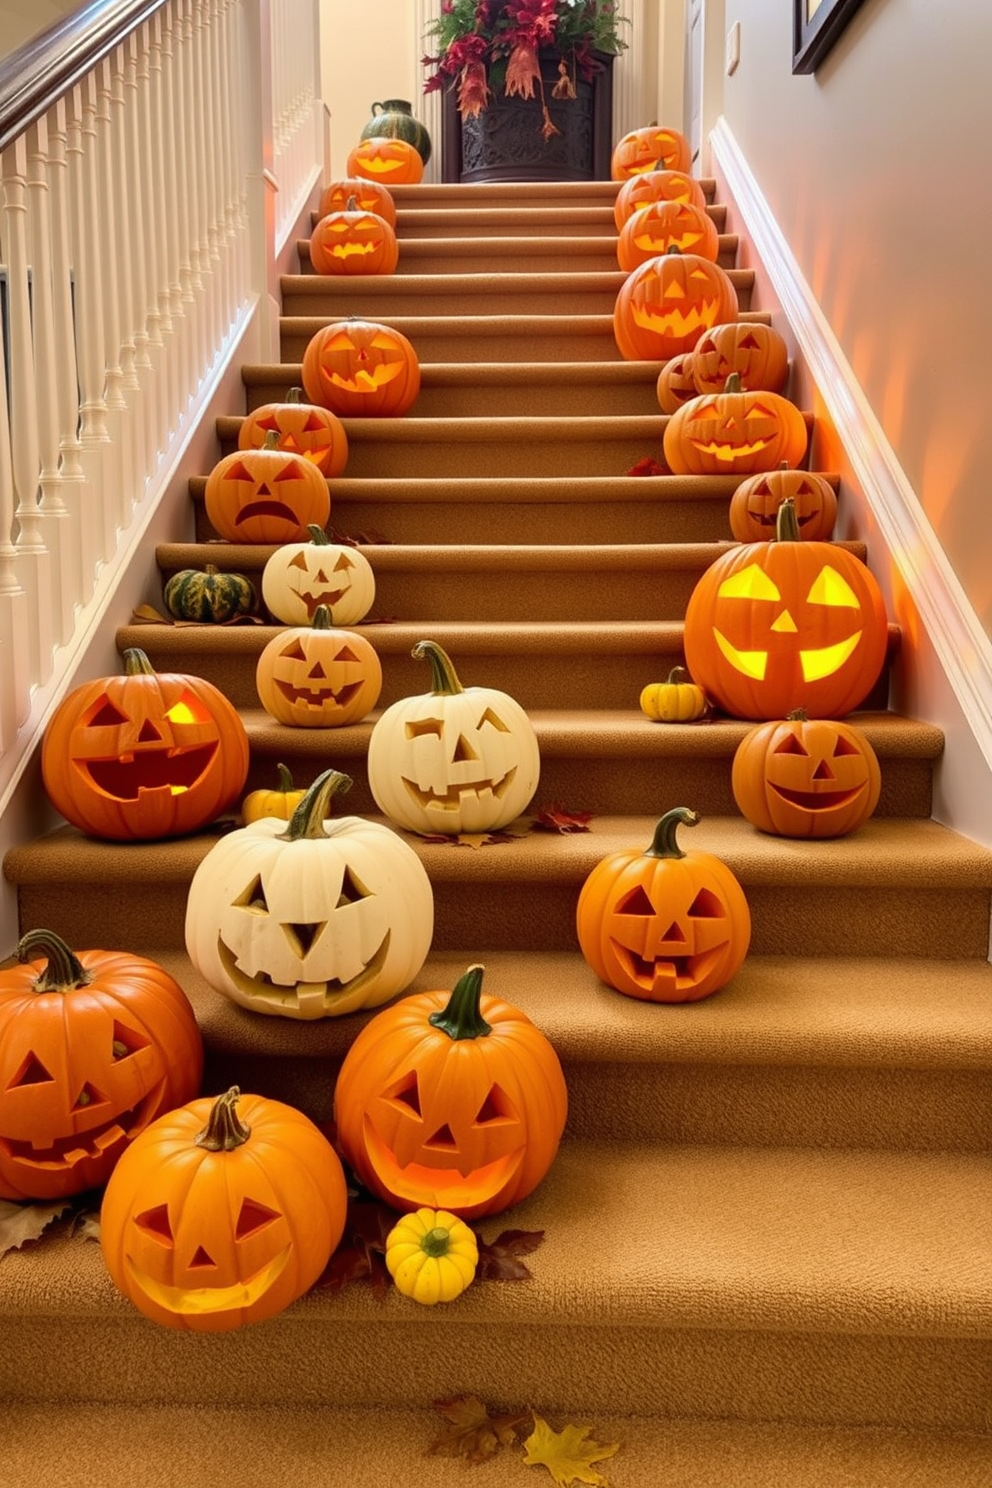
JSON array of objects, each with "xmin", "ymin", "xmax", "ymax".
[
  {"xmin": 366, "ymin": 639, "xmax": 540, "ymax": 835},
  {"xmin": 333, "ymin": 964, "xmax": 567, "ymax": 1220},
  {"xmin": 185, "ymin": 769, "xmax": 434, "ymax": 1020},
  {"xmin": 576, "ymin": 807, "xmax": 751, "ymax": 1003}
]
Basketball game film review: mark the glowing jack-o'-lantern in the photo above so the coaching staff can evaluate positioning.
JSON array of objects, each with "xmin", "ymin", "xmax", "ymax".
[
  {"xmin": 41, "ymin": 648, "xmax": 249, "ymax": 841},
  {"xmin": 238, "ymin": 388, "xmax": 348, "ymax": 478},
  {"xmin": 301, "ymin": 317, "xmax": 421, "ymax": 418},
  {"xmin": 610, "ymin": 126, "xmax": 691, "ymax": 180},
  {"xmin": 309, "ymin": 198, "xmax": 399, "ymax": 277},
  {"xmin": 333, "ymin": 964, "xmax": 568, "ymax": 1219},
  {"xmin": 614, "ymin": 249, "xmax": 739, "ymax": 362},
  {"xmin": 318, "ymin": 176, "xmax": 397, "ymax": 225},
  {"xmin": 204, "ymin": 432, "xmax": 330, "ymax": 545},
  {"xmin": 100, "ymin": 1087, "xmax": 348, "ymax": 1331},
  {"xmin": 691, "ymin": 322, "xmax": 789, "ymax": 396},
  {"xmin": 576, "ymin": 807, "xmax": 751, "ymax": 1004},
  {"xmin": 663, "ymin": 374, "xmax": 808, "ymax": 477},
  {"xmin": 617, "ymin": 199, "xmax": 720, "ymax": 272},
  {"xmin": 347, "ymin": 136, "xmax": 424, "ymax": 185},
  {"xmin": 185, "ymin": 769, "xmax": 434, "ymax": 1021},
  {"xmin": 0, "ymin": 928, "xmax": 203, "ymax": 1201},
  {"xmin": 732, "ymin": 709, "xmax": 881, "ymax": 839},
  {"xmin": 613, "ymin": 169, "xmax": 707, "ymax": 231},
  {"xmin": 261, "ymin": 525, "xmax": 376, "ymax": 627},
  {"xmin": 729, "ymin": 464, "xmax": 838, "ymax": 543},
  {"xmin": 683, "ymin": 499, "xmax": 890, "ymax": 720},
  {"xmin": 255, "ymin": 606, "xmax": 382, "ymax": 727},
  {"xmin": 367, "ymin": 639, "xmax": 540, "ymax": 835}
]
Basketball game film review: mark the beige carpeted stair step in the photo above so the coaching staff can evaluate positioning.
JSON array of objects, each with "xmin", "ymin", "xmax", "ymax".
[
  {"xmin": 5, "ymin": 1404, "xmax": 991, "ymax": 1488},
  {"xmin": 296, "ymin": 231, "xmax": 741, "ymax": 276},
  {"xmin": 390, "ymin": 200, "xmax": 725, "ymax": 238},
  {"xmin": 389, "ymin": 179, "xmax": 641, "ymax": 209},
  {"xmin": 2, "ymin": 1141, "xmax": 990, "ymax": 1432},
  {"xmin": 279, "ymin": 265, "xmax": 756, "ymax": 318},
  {"xmin": 8, "ymin": 814, "xmax": 991, "ymax": 959}
]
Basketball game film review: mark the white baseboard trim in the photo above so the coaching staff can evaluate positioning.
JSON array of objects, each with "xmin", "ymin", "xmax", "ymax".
[{"xmin": 710, "ymin": 115, "xmax": 992, "ymax": 783}]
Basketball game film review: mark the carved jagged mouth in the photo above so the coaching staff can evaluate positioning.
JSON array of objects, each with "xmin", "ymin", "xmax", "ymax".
[
  {"xmin": 610, "ymin": 942, "xmax": 726, "ymax": 993},
  {"xmin": 326, "ymin": 364, "xmax": 404, "ymax": 392},
  {"xmin": 236, "ymin": 501, "xmax": 303, "ymax": 525},
  {"xmin": 124, "ymin": 1246, "xmax": 292, "ymax": 1316},
  {"xmin": 274, "ymin": 679, "xmax": 364, "ymax": 709},
  {"xmin": 81, "ymin": 744, "xmax": 216, "ymax": 800},
  {"xmin": 328, "ymin": 241, "xmax": 382, "ymax": 258},
  {"xmin": 362, "ymin": 1119, "xmax": 524, "ymax": 1207},
  {"xmin": 0, "ymin": 1081, "xmax": 166, "ymax": 1168},
  {"xmin": 689, "ymin": 439, "xmax": 771, "ymax": 462},
  {"xmin": 771, "ymin": 784, "xmax": 864, "ymax": 811},
  {"xmin": 401, "ymin": 767, "xmax": 517, "ymax": 812},
  {"xmin": 748, "ymin": 508, "xmax": 817, "ymax": 527},
  {"xmin": 631, "ymin": 302, "xmax": 719, "ymax": 336},
  {"xmin": 216, "ymin": 930, "xmax": 391, "ymax": 1014},
  {"xmin": 299, "ymin": 588, "xmax": 346, "ymax": 618},
  {"xmin": 633, "ymin": 231, "xmax": 703, "ymax": 253}
]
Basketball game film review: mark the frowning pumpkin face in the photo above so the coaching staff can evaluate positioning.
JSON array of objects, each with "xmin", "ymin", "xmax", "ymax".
[
  {"xmin": 614, "ymin": 250, "xmax": 739, "ymax": 361},
  {"xmin": 300, "ymin": 318, "xmax": 421, "ymax": 417},
  {"xmin": 204, "ymin": 436, "xmax": 330, "ymax": 544}
]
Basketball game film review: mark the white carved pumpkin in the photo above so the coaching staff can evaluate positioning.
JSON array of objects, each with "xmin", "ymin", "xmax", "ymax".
[
  {"xmin": 366, "ymin": 640, "xmax": 540, "ymax": 835},
  {"xmin": 261, "ymin": 525, "xmax": 375, "ymax": 628},
  {"xmin": 184, "ymin": 770, "xmax": 433, "ymax": 1019}
]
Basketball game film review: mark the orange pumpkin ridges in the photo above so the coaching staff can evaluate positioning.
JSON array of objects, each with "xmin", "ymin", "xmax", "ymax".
[
  {"xmin": 663, "ymin": 372, "xmax": 809, "ymax": 477},
  {"xmin": 300, "ymin": 317, "xmax": 421, "ymax": 419},
  {"xmin": 729, "ymin": 464, "xmax": 838, "ymax": 543},
  {"xmin": 254, "ymin": 606, "xmax": 383, "ymax": 727},
  {"xmin": 204, "ymin": 430, "xmax": 331, "ymax": 545},
  {"xmin": 237, "ymin": 387, "xmax": 349, "ymax": 478},
  {"xmin": 613, "ymin": 247, "xmax": 739, "ymax": 363},
  {"xmin": 731, "ymin": 708, "xmax": 882, "ymax": 839}
]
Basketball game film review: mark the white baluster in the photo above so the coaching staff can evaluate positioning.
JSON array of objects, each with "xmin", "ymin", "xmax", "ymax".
[
  {"xmin": 110, "ymin": 42, "xmax": 143, "ymax": 509},
  {"xmin": 140, "ymin": 15, "xmax": 170, "ymax": 462},
  {"xmin": 0, "ymin": 258, "xmax": 30, "ymax": 746},
  {"xmin": 124, "ymin": 31, "xmax": 156, "ymax": 482},
  {"xmin": 96, "ymin": 55, "xmax": 131, "ymax": 535},
  {"xmin": 46, "ymin": 99, "xmax": 85, "ymax": 487}
]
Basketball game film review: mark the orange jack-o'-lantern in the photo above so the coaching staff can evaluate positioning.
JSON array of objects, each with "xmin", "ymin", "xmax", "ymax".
[
  {"xmin": 301, "ymin": 317, "xmax": 421, "ymax": 418},
  {"xmin": 41, "ymin": 648, "xmax": 249, "ymax": 841},
  {"xmin": 333, "ymin": 964, "xmax": 568, "ymax": 1219},
  {"xmin": 576, "ymin": 807, "xmax": 751, "ymax": 1004},
  {"xmin": 617, "ymin": 199, "xmax": 719, "ymax": 272},
  {"xmin": 347, "ymin": 137, "xmax": 424, "ymax": 185},
  {"xmin": 309, "ymin": 199, "xmax": 399, "ymax": 277},
  {"xmin": 656, "ymin": 352, "xmax": 699, "ymax": 415},
  {"xmin": 613, "ymin": 169, "xmax": 707, "ymax": 231},
  {"xmin": 729, "ymin": 465, "xmax": 838, "ymax": 543},
  {"xmin": 261, "ymin": 525, "xmax": 376, "ymax": 627},
  {"xmin": 663, "ymin": 374, "xmax": 808, "ymax": 476},
  {"xmin": 611, "ymin": 126, "xmax": 691, "ymax": 180},
  {"xmin": 100, "ymin": 1087, "xmax": 348, "ymax": 1332},
  {"xmin": 732, "ymin": 709, "xmax": 881, "ymax": 838},
  {"xmin": 318, "ymin": 176, "xmax": 396, "ymax": 225},
  {"xmin": 255, "ymin": 606, "xmax": 382, "ymax": 727},
  {"xmin": 204, "ymin": 432, "xmax": 330, "ymax": 544},
  {"xmin": 0, "ymin": 928, "xmax": 203, "ymax": 1201},
  {"xmin": 683, "ymin": 499, "xmax": 890, "ymax": 720},
  {"xmin": 614, "ymin": 249, "xmax": 739, "ymax": 362},
  {"xmin": 691, "ymin": 322, "xmax": 789, "ymax": 396},
  {"xmin": 238, "ymin": 388, "xmax": 348, "ymax": 478}
]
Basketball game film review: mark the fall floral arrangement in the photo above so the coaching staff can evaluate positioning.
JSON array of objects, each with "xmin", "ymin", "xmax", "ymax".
[{"xmin": 424, "ymin": 0, "xmax": 627, "ymax": 138}]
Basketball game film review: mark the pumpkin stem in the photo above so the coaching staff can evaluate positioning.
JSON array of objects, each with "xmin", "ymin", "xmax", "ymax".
[
  {"xmin": 786, "ymin": 708, "xmax": 809, "ymax": 722},
  {"xmin": 122, "ymin": 647, "xmax": 157, "ymax": 677},
  {"xmin": 16, "ymin": 928, "xmax": 92, "ymax": 992},
  {"xmin": 724, "ymin": 372, "xmax": 742, "ymax": 394},
  {"xmin": 666, "ymin": 665, "xmax": 690, "ymax": 685},
  {"xmin": 195, "ymin": 1087, "xmax": 251, "ymax": 1151},
  {"xmin": 287, "ymin": 387, "xmax": 305, "ymax": 404},
  {"xmin": 775, "ymin": 497, "xmax": 801, "ymax": 543},
  {"xmin": 274, "ymin": 762, "xmax": 296, "ymax": 792},
  {"xmin": 311, "ymin": 605, "xmax": 334, "ymax": 630},
  {"xmin": 428, "ymin": 964, "xmax": 492, "ymax": 1041},
  {"xmin": 306, "ymin": 524, "xmax": 331, "ymax": 545},
  {"xmin": 645, "ymin": 806, "xmax": 700, "ymax": 860},
  {"xmin": 280, "ymin": 767, "xmax": 352, "ymax": 841},
  {"xmin": 412, "ymin": 639, "xmax": 464, "ymax": 696},
  {"xmin": 421, "ymin": 1226, "xmax": 454, "ymax": 1259}
]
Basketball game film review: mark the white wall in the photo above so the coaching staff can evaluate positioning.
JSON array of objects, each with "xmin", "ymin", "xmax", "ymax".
[{"xmin": 320, "ymin": 0, "xmax": 421, "ymax": 177}]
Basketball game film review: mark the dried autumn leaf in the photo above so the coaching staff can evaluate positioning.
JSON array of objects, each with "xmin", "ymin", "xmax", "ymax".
[
  {"xmin": 69, "ymin": 1209, "xmax": 101, "ymax": 1242},
  {"xmin": 476, "ymin": 1228, "xmax": 545, "ymax": 1281},
  {"xmin": 0, "ymin": 1199, "xmax": 75, "ymax": 1258},
  {"xmin": 532, "ymin": 803, "xmax": 593, "ymax": 834},
  {"xmin": 626, "ymin": 456, "xmax": 667, "ymax": 477},
  {"xmin": 522, "ymin": 1415, "xmax": 620, "ymax": 1486},
  {"xmin": 428, "ymin": 1394, "xmax": 529, "ymax": 1464},
  {"xmin": 315, "ymin": 1198, "xmax": 396, "ymax": 1296}
]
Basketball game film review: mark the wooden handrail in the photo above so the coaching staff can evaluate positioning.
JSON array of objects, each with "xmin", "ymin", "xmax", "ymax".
[{"xmin": 0, "ymin": 0, "xmax": 167, "ymax": 154}]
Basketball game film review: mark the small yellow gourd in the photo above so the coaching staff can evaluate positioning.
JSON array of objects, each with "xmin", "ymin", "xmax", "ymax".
[
  {"xmin": 639, "ymin": 666, "xmax": 708, "ymax": 722},
  {"xmin": 241, "ymin": 763, "xmax": 307, "ymax": 824},
  {"xmin": 385, "ymin": 1207, "xmax": 479, "ymax": 1305}
]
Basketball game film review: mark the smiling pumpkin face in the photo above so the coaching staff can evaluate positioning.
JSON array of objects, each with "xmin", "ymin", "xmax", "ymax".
[
  {"xmin": 729, "ymin": 467, "xmax": 838, "ymax": 543},
  {"xmin": 261, "ymin": 527, "xmax": 376, "ymax": 627},
  {"xmin": 732, "ymin": 711, "xmax": 881, "ymax": 838},
  {"xmin": 664, "ymin": 377, "xmax": 809, "ymax": 476},
  {"xmin": 254, "ymin": 609, "xmax": 382, "ymax": 728},
  {"xmin": 614, "ymin": 250, "xmax": 739, "ymax": 361},
  {"xmin": 610, "ymin": 126, "xmax": 692, "ymax": 180},
  {"xmin": 613, "ymin": 169, "xmax": 708, "ymax": 230},
  {"xmin": 309, "ymin": 205, "xmax": 399, "ymax": 276},
  {"xmin": 301, "ymin": 318, "xmax": 421, "ymax": 417},
  {"xmin": 617, "ymin": 199, "xmax": 720, "ymax": 272},
  {"xmin": 346, "ymin": 136, "xmax": 424, "ymax": 184}
]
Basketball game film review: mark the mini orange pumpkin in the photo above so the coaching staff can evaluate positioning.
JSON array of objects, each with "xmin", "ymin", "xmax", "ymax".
[
  {"xmin": 238, "ymin": 388, "xmax": 348, "ymax": 478},
  {"xmin": 309, "ymin": 198, "xmax": 399, "ymax": 276},
  {"xmin": 663, "ymin": 374, "xmax": 808, "ymax": 476},
  {"xmin": 41, "ymin": 648, "xmax": 249, "ymax": 841},
  {"xmin": 617, "ymin": 199, "xmax": 719, "ymax": 272},
  {"xmin": 729, "ymin": 465, "xmax": 838, "ymax": 543},
  {"xmin": 610, "ymin": 126, "xmax": 691, "ymax": 180},
  {"xmin": 576, "ymin": 807, "xmax": 751, "ymax": 1003},
  {"xmin": 255, "ymin": 606, "xmax": 382, "ymax": 727},
  {"xmin": 333, "ymin": 964, "xmax": 568, "ymax": 1219},
  {"xmin": 613, "ymin": 169, "xmax": 707, "ymax": 230},
  {"xmin": 347, "ymin": 136, "xmax": 423, "ymax": 185},
  {"xmin": 204, "ymin": 431, "xmax": 330, "ymax": 544},
  {"xmin": 614, "ymin": 249, "xmax": 739, "ymax": 362},
  {"xmin": 301, "ymin": 317, "xmax": 421, "ymax": 418},
  {"xmin": 683, "ymin": 499, "xmax": 890, "ymax": 720},
  {"xmin": 318, "ymin": 176, "xmax": 397, "ymax": 225},
  {"xmin": 0, "ymin": 928, "xmax": 203, "ymax": 1201},
  {"xmin": 100, "ymin": 1086, "xmax": 348, "ymax": 1332},
  {"xmin": 731, "ymin": 708, "xmax": 881, "ymax": 838},
  {"xmin": 691, "ymin": 322, "xmax": 789, "ymax": 396}
]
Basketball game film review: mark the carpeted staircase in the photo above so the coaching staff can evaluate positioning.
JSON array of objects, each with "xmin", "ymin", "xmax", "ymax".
[{"xmin": 2, "ymin": 178, "xmax": 992, "ymax": 1487}]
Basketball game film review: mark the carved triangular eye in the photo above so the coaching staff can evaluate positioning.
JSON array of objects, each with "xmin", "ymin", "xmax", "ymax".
[
  {"xmin": 234, "ymin": 876, "xmax": 268, "ymax": 914},
  {"xmin": 475, "ymin": 1084, "xmax": 517, "ymax": 1125},
  {"xmin": 7, "ymin": 1053, "xmax": 55, "ymax": 1089},
  {"xmin": 87, "ymin": 700, "xmax": 129, "ymax": 727},
  {"xmin": 135, "ymin": 1205, "xmax": 174, "ymax": 1243},
  {"xmin": 807, "ymin": 566, "xmax": 860, "ymax": 608},
  {"xmin": 273, "ymin": 462, "xmax": 306, "ymax": 483},
  {"xmin": 303, "ymin": 413, "xmax": 326, "ymax": 433},
  {"xmin": 236, "ymin": 1199, "xmax": 282, "ymax": 1240},
  {"xmin": 479, "ymin": 708, "xmax": 510, "ymax": 733},
  {"xmin": 774, "ymin": 734, "xmax": 809, "ymax": 756},
  {"xmin": 833, "ymin": 733, "xmax": 860, "ymax": 756},
  {"xmin": 224, "ymin": 461, "xmax": 256, "ymax": 483},
  {"xmin": 688, "ymin": 887, "xmax": 724, "ymax": 918},
  {"xmin": 406, "ymin": 717, "xmax": 443, "ymax": 739},
  {"xmin": 616, "ymin": 885, "xmax": 655, "ymax": 916},
  {"xmin": 283, "ymin": 640, "xmax": 307, "ymax": 661},
  {"xmin": 112, "ymin": 1020, "xmax": 151, "ymax": 1058},
  {"xmin": 335, "ymin": 646, "xmax": 361, "ymax": 663},
  {"xmin": 740, "ymin": 332, "xmax": 760, "ymax": 349},
  {"xmin": 337, "ymin": 866, "xmax": 371, "ymax": 907},
  {"xmin": 384, "ymin": 1071, "xmax": 421, "ymax": 1117},
  {"xmin": 333, "ymin": 553, "xmax": 354, "ymax": 572},
  {"xmin": 289, "ymin": 552, "xmax": 309, "ymax": 571}
]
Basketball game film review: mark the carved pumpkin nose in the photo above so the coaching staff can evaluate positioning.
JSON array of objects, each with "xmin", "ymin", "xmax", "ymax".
[
  {"xmin": 138, "ymin": 720, "xmax": 162, "ymax": 743},
  {"xmin": 771, "ymin": 610, "xmax": 798, "ymax": 633},
  {"xmin": 812, "ymin": 759, "xmax": 835, "ymax": 781}
]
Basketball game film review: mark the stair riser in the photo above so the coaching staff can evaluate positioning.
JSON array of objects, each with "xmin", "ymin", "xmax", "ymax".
[
  {"xmin": 243, "ymin": 376, "xmax": 665, "ymax": 419},
  {"xmin": 3, "ymin": 1317, "xmax": 989, "ymax": 1432},
  {"xmin": 326, "ymin": 496, "xmax": 737, "ymax": 545},
  {"xmin": 324, "ymin": 433, "xmax": 667, "ymax": 479},
  {"xmin": 299, "ymin": 244, "xmax": 740, "ymax": 276},
  {"xmin": 281, "ymin": 322, "xmax": 629, "ymax": 363}
]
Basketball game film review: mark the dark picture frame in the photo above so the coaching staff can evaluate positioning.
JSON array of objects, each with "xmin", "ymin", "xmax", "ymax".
[{"xmin": 792, "ymin": 0, "xmax": 867, "ymax": 73}]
